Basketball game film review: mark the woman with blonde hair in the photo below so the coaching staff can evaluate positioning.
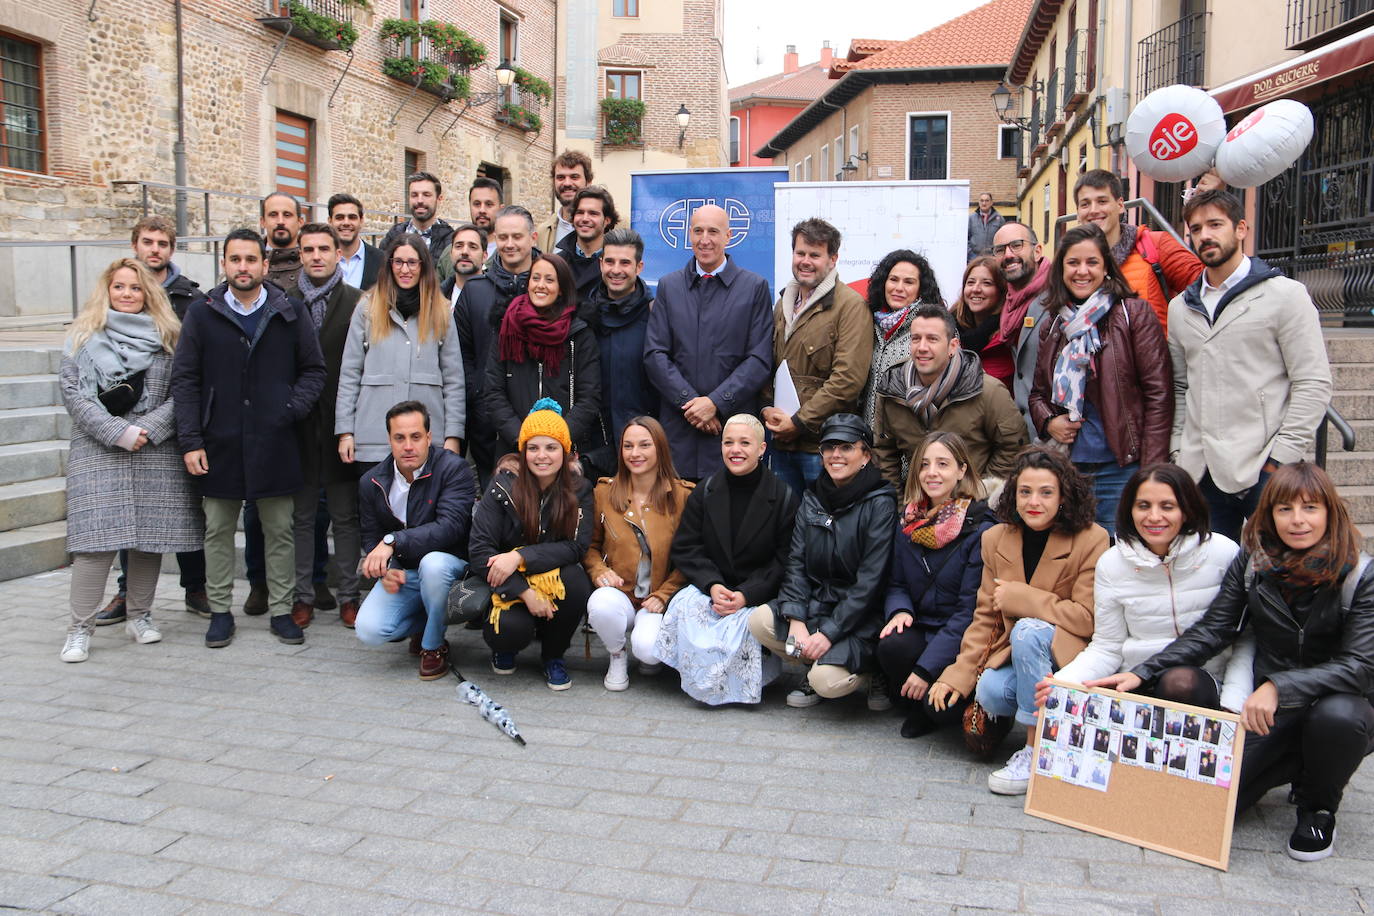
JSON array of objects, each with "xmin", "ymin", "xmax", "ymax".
[
  {"xmin": 59, "ymin": 258, "xmax": 201, "ymax": 662},
  {"xmin": 336, "ymin": 233, "xmax": 465, "ymax": 466}
]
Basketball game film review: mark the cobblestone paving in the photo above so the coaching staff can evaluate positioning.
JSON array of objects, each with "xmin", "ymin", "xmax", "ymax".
[{"xmin": 2, "ymin": 568, "xmax": 1372, "ymax": 914}]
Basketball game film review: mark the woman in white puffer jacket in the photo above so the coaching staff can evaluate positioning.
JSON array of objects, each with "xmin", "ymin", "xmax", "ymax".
[{"xmin": 1054, "ymin": 464, "xmax": 1255, "ymax": 712}]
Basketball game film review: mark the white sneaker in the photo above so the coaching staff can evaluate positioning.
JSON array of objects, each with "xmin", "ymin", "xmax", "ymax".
[
  {"xmin": 125, "ymin": 616, "xmax": 162, "ymax": 644},
  {"xmin": 786, "ymin": 683, "xmax": 821, "ymax": 708},
  {"xmin": 604, "ymin": 650, "xmax": 630, "ymax": 691},
  {"xmin": 988, "ymin": 745, "xmax": 1034, "ymax": 795},
  {"xmin": 60, "ymin": 630, "xmax": 90, "ymax": 663}
]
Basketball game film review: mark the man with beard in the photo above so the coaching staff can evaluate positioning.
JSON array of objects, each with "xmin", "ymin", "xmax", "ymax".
[
  {"xmin": 328, "ymin": 192, "xmax": 383, "ymax": 291},
  {"xmin": 261, "ymin": 192, "xmax": 305, "ymax": 289},
  {"xmin": 536, "ymin": 150, "xmax": 591, "ymax": 253},
  {"xmin": 383, "ymin": 172, "xmax": 455, "ymax": 282},
  {"xmin": 761, "ymin": 218, "xmax": 871, "ymax": 495},
  {"xmin": 172, "ymin": 229, "xmax": 326, "ymax": 648},
  {"xmin": 556, "ymin": 185, "xmax": 616, "ymax": 303},
  {"xmin": 989, "ymin": 221, "xmax": 1051, "ymax": 440},
  {"xmin": 1169, "ymin": 189, "xmax": 1332, "ymax": 540},
  {"xmin": 441, "ymin": 223, "xmax": 488, "ymax": 309},
  {"xmin": 454, "ymin": 205, "xmax": 538, "ymax": 475},
  {"xmin": 468, "ymin": 177, "xmax": 502, "ymax": 259}
]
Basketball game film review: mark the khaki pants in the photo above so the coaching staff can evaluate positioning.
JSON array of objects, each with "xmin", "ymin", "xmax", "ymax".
[
  {"xmin": 204, "ymin": 495, "xmax": 294, "ymax": 617},
  {"xmin": 69, "ymin": 550, "xmax": 160, "ymax": 632},
  {"xmin": 747, "ymin": 604, "xmax": 866, "ymax": 699}
]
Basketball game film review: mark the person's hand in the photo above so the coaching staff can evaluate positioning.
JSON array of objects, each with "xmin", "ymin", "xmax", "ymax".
[
  {"xmin": 1195, "ymin": 168, "xmax": 1225, "ymax": 193},
  {"xmin": 382, "ymin": 567, "xmax": 406, "ymax": 594},
  {"xmin": 710, "ymin": 585, "xmax": 745, "ymax": 615},
  {"xmin": 901, "ymin": 672, "xmax": 930, "ymax": 701},
  {"xmin": 881, "ymin": 612, "xmax": 914, "ymax": 639},
  {"xmin": 362, "ymin": 542, "xmax": 394, "ymax": 579},
  {"xmin": 1033, "ymin": 676, "xmax": 1063, "ymax": 708},
  {"xmin": 127, "ymin": 428, "xmax": 150, "ymax": 452},
  {"xmin": 928, "ymin": 681, "xmax": 962, "ymax": 712},
  {"xmin": 991, "ymin": 578, "xmax": 1010, "ymax": 614},
  {"xmin": 801, "ymin": 631, "xmax": 832, "ymax": 661},
  {"xmin": 338, "ymin": 434, "xmax": 355, "ymax": 463},
  {"xmin": 1241, "ymin": 681, "xmax": 1278, "ymax": 735},
  {"xmin": 523, "ymin": 588, "xmax": 554, "ymax": 619},
  {"xmin": 762, "ymin": 408, "xmax": 798, "ymax": 442},
  {"xmin": 1046, "ymin": 415, "xmax": 1082, "ymax": 445},
  {"xmin": 596, "ymin": 570, "xmax": 625, "ymax": 589},
  {"xmin": 642, "ymin": 596, "xmax": 666, "ymax": 614},
  {"xmin": 1084, "ymin": 672, "xmax": 1143, "ymax": 694},
  {"xmin": 486, "ymin": 550, "xmax": 522, "ymax": 587},
  {"xmin": 787, "ymin": 618, "xmax": 810, "ymax": 646},
  {"xmin": 444, "ymin": 437, "xmax": 462, "ymax": 454},
  {"xmin": 184, "ymin": 449, "xmax": 208, "ymax": 476},
  {"xmin": 682, "ymin": 396, "xmax": 718, "ymax": 431},
  {"xmin": 703, "ymin": 417, "xmax": 722, "ymax": 436}
]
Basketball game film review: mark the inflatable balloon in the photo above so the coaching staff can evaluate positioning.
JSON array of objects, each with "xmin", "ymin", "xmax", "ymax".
[
  {"xmin": 1213, "ymin": 99, "xmax": 1314, "ymax": 188},
  {"xmin": 1125, "ymin": 85, "xmax": 1226, "ymax": 183}
]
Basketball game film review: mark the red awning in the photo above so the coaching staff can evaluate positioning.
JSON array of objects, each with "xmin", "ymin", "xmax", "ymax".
[{"xmin": 1209, "ymin": 24, "xmax": 1374, "ymax": 113}]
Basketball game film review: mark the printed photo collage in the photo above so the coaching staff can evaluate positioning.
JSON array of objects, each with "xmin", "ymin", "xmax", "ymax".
[{"xmin": 1037, "ymin": 684, "xmax": 1235, "ymax": 792}]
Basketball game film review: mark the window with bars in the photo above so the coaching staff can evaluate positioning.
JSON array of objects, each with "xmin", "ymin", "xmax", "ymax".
[
  {"xmin": 274, "ymin": 111, "xmax": 312, "ymax": 199},
  {"xmin": 0, "ymin": 33, "xmax": 44, "ymax": 173},
  {"xmin": 907, "ymin": 114, "xmax": 949, "ymax": 180},
  {"xmin": 499, "ymin": 10, "xmax": 518, "ymax": 105}
]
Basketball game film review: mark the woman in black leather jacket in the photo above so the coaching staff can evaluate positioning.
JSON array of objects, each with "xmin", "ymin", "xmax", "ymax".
[
  {"xmin": 748, "ymin": 413, "xmax": 897, "ymax": 708},
  {"xmin": 1094, "ymin": 462, "xmax": 1374, "ymax": 862}
]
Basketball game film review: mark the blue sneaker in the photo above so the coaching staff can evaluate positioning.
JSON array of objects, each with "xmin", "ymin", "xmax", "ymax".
[
  {"xmin": 545, "ymin": 658, "xmax": 572, "ymax": 691},
  {"xmin": 491, "ymin": 651, "xmax": 516, "ymax": 675}
]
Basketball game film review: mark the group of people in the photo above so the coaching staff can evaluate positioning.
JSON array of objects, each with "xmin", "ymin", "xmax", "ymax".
[{"xmin": 59, "ymin": 151, "xmax": 1370, "ymax": 862}]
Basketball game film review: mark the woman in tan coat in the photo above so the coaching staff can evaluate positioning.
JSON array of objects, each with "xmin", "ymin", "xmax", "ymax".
[
  {"xmin": 929, "ymin": 447, "xmax": 1109, "ymax": 795},
  {"xmin": 585, "ymin": 416, "xmax": 694, "ymax": 691}
]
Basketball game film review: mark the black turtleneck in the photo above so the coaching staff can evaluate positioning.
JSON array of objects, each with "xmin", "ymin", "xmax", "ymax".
[
  {"xmin": 724, "ymin": 463, "xmax": 765, "ymax": 540},
  {"xmin": 1022, "ymin": 525, "xmax": 1052, "ymax": 581},
  {"xmin": 395, "ymin": 286, "xmax": 421, "ymax": 320}
]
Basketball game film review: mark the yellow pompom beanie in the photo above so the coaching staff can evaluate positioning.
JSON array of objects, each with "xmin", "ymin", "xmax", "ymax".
[{"xmin": 517, "ymin": 398, "xmax": 572, "ymax": 453}]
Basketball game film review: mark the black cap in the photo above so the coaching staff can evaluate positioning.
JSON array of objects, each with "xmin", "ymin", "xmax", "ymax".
[{"xmin": 819, "ymin": 413, "xmax": 873, "ymax": 448}]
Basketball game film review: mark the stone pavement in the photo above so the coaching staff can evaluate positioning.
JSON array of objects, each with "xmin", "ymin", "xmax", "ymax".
[{"xmin": 2, "ymin": 568, "xmax": 1372, "ymax": 915}]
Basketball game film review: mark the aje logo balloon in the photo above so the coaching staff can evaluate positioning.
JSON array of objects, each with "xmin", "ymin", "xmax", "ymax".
[
  {"xmin": 1214, "ymin": 99, "xmax": 1314, "ymax": 188},
  {"xmin": 1126, "ymin": 84, "xmax": 1226, "ymax": 183}
]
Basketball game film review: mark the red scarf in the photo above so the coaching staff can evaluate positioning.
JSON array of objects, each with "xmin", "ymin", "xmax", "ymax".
[
  {"xmin": 993, "ymin": 257, "xmax": 1052, "ymax": 349},
  {"xmin": 498, "ymin": 294, "xmax": 574, "ymax": 376}
]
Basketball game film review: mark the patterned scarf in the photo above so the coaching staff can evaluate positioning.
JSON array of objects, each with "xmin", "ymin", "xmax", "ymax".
[
  {"xmin": 498, "ymin": 294, "xmax": 575, "ymax": 376},
  {"xmin": 875, "ymin": 305, "xmax": 912, "ymax": 339},
  {"xmin": 902, "ymin": 497, "xmax": 971, "ymax": 549},
  {"xmin": 70, "ymin": 310, "xmax": 164, "ymax": 396},
  {"xmin": 296, "ymin": 267, "xmax": 343, "ymax": 329},
  {"xmin": 1050, "ymin": 289, "xmax": 1113, "ymax": 421},
  {"xmin": 1252, "ymin": 536, "xmax": 1349, "ymax": 590},
  {"xmin": 904, "ymin": 348, "xmax": 966, "ymax": 426}
]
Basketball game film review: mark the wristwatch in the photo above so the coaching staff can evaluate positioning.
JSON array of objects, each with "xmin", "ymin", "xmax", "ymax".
[{"xmin": 382, "ymin": 533, "xmax": 396, "ymax": 546}]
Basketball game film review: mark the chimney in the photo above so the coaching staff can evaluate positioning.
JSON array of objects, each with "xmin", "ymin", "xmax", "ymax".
[
  {"xmin": 820, "ymin": 41, "xmax": 833, "ymax": 71},
  {"xmin": 783, "ymin": 45, "xmax": 799, "ymax": 74}
]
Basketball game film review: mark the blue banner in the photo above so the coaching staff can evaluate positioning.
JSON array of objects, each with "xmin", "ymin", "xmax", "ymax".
[{"xmin": 629, "ymin": 167, "xmax": 788, "ymax": 295}]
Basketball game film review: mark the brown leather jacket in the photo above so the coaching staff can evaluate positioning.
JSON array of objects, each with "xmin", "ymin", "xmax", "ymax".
[
  {"xmin": 584, "ymin": 477, "xmax": 695, "ymax": 606},
  {"xmin": 1028, "ymin": 296, "xmax": 1172, "ymax": 467}
]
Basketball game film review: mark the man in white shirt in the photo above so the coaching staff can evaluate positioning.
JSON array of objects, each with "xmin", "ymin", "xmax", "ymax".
[
  {"xmin": 328, "ymin": 193, "xmax": 383, "ymax": 291},
  {"xmin": 442, "ymin": 223, "xmax": 488, "ymax": 310}
]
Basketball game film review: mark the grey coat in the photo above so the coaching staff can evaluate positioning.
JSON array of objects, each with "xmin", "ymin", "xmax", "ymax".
[
  {"xmin": 61, "ymin": 350, "xmax": 203, "ymax": 554},
  {"xmin": 335, "ymin": 297, "xmax": 467, "ymax": 464}
]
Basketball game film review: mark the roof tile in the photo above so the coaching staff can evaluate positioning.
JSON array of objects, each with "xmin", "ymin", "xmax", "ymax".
[
  {"xmin": 845, "ymin": 0, "xmax": 1034, "ymax": 72},
  {"xmin": 728, "ymin": 60, "xmax": 833, "ymax": 103}
]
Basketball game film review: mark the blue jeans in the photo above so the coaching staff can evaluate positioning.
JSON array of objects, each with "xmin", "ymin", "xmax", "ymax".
[
  {"xmin": 975, "ymin": 618, "xmax": 1056, "ymax": 727},
  {"xmin": 769, "ymin": 449, "xmax": 823, "ymax": 497},
  {"xmin": 1079, "ymin": 461, "xmax": 1138, "ymax": 537},
  {"xmin": 354, "ymin": 552, "xmax": 467, "ymax": 651}
]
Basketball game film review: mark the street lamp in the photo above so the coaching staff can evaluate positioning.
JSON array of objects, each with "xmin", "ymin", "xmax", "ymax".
[
  {"xmin": 495, "ymin": 59, "xmax": 516, "ymax": 88},
  {"xmin": 676, "ymin": 104, "xmax": 690, "ymax": 148},
  {"xmin": 991, "ymin": 79, "xmax": 1043, "ymax": 131}
]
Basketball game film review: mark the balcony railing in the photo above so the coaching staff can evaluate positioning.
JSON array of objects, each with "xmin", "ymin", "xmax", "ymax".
[
  {"xmin": 1029, "ymin": 94, "xmax": 1043, "ymax": 154},
  {"xmin": 1063, "ymin": 29, "xmax": 1091, "ymax": 114},
  {"xmin": 1045, "ymin": 68, "xmax": 1064, "ymax": 136},
  {"xmin": 1137, "ymin": 10, "xmax": 1209, "ymax": 97},
  {"xmin": 382, "ymin": 36, "xmax": 472, "ymax": 98},
  {"xmin": 1287, "ymin": 0, "xmax": 1374, "ymax": 48},
  {"xmin": 259, "ymin": 0, "xmax": 356, "ymax": 51}
]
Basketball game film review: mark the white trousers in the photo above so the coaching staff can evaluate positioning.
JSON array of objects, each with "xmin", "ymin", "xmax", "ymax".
[{"xmin": 586, "ymin": 586, "xmax": 663, "ymax": 663}]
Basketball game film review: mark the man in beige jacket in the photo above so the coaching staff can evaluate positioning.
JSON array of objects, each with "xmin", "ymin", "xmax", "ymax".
[
  {"xmin": 535, "ymin": 150, "xmax": 592, "ymax": 253},
  {"xmin": 1169, "ymin": 189, "xmax": 1332, "ymax": 540}
]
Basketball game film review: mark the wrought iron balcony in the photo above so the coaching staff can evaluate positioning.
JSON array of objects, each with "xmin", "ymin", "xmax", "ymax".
[
  {"xmin": 1287, "ymin": 0, "xmax": 1374, "ymax": 48},
  {"xmin": 1029, "ymin": 94, "xmax": 1044, "ymax": 157},
  {"xmin": 1063, "ymin": 29, "xmax": 1091, "ymax": 114},
  {"xmin": 382, "ymin": 36, "xmax": 472, "ymax": 98},
  {"xmin": 259, "ymin": 0, "xmax": 357, "ymax": 52},
  {"xmin": 1045, "ymin": 68, "xmax": 1065, "ymax": 137},
  {"xmin": 1137, "ymin": 10, "xmax": 1209, "ymax": 97}
]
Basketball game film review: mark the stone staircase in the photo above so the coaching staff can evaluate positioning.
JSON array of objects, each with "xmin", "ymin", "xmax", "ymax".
[
  {"xmin": 0, "ymin": 345, "xmax": 70, "ymax": 580},
  {"xmin": 1321, "ymin": 329, "xmax": 1374, "ymax": 552}
]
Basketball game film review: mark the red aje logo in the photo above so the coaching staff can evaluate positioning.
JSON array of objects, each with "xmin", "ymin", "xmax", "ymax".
[
  {"xmin": 1225, "ymin": 108, "xmax": 1266, "ymax": 142},
  {"xmin": 1149, "ymin": 113, "xmax": 1199, "ymax": 160}
]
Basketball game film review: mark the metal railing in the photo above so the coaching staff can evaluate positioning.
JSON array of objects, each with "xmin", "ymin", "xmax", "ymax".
[
  {"xmin": 1287, "ymin": 0, "xmax": 1374, "ymax": 46},
  {"xmin": 1316, "ymin": 405, "xmax": 1357, "ymax": 469},
  {"xmin": 1063, "ymin": 29, "xmax": 1090, "ymax": 113},
  {"xmin": 1045, "ymin": 68, "xmax": 1063, "ymax": 129},
  {"xmin": 1029, "ymin": 95, "xmax": 1042, "ymax": 150},
  {"xmin": 1055, "ymin": 197, "xmax": 1187, "ymax": 246},
  {"xmin": 1137, "ymin": 9, "xmax": 1209, "ymax": 97},
  {"xmin": 1266, "ymin": 246, "xmax": 1374, "ymax": 316}
]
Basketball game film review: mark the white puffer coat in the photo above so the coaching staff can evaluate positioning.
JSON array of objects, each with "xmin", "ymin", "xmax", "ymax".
[{"xmin": 1057, "ymin": 532, "xmax": 1255, "ymax": 712}]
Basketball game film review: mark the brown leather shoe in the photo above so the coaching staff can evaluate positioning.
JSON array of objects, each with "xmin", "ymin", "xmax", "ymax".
[
  {"xmin": 418, "ymin": 642, "xmax": 451, "ymax": 680},
  {"xmin": 291, "ymin": 600, "xmax": 314, "ymax": 629},
  {"xmin": 339, "ymin": 600, "xmax": 358, "ymax": 629}
]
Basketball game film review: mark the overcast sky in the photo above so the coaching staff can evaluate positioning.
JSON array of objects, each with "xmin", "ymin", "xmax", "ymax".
[{"xmin": 723, "ymin": 0, "xmax": 992, "ymax": 87}]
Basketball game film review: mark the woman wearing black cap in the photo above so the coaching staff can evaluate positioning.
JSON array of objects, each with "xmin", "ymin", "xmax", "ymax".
[{"xmin": 749, "ymin": 413, "xmax": 898, "ymax": 707}]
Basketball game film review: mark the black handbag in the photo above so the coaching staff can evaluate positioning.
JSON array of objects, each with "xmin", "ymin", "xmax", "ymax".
[
  {"xmin": 447, "ymin": 572, "xmax": 493, "ymax": 627},
  {"xmin": 97, "ymin": 370, "xmax": 146, "ymax": 416}
]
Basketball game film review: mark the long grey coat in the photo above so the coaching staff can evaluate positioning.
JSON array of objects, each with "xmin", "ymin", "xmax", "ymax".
[
  {"xmin": 61, "ymin": 350, "xmax": 203, "ymax": 553},
  {"xmin": 334, "ymin": 297, "xmax": 466, "ymax": 464}
]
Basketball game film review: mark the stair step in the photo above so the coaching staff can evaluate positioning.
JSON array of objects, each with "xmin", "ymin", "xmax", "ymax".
[
  {"xmin": 1331, "ymin": 390, "xmax": 1374, "ymax": 423},
  {"xmin": 0, "ymin": 440, "xmax": 69, "ymax": 486},
  {"xmin": 1333, "ymin": 363, "xmax": 1374, "ymax": 391},
  {"xmin": 0, "ymin": 476, "xmax": 66, "ymax": 532},
  {"xmin": 0, "ymin": 520, "xmax": 67, "ymax": 582},
  {"xmin": 0, "ymin": 347, "xmax": 62, "ymax": 377},
  {"xmin": 1361, "ymin": 523, "xmax": 1374, "ymax": 555},
  {"xmin": 0, "ymin": 375, "xmax": 60, "ymax": 410},
  {"xmin": 1325, "ymin": 332, "xmax": 1374, "ymax": 364},
  {"xmin": 0, "ymin": 406, "xmax": 69, "ymax": 446},
  {"xmin": 1321, "ymin": 451, "xmax": 1374, "ymax": 488}
]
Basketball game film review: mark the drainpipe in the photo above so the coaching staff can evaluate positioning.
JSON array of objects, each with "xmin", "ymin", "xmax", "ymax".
[
  {"xmin": 1122, "ymin": 0, "xmax": 1133, "ymax": 109},
  {"xmin": 173, "ymin": 0, "xmax": 188, "ymax": 239}
]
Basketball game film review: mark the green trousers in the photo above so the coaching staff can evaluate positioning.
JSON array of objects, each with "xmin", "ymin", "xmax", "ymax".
[{"xmin": 203, "ymin": 495, "xmax": 294, "ymax": 617}]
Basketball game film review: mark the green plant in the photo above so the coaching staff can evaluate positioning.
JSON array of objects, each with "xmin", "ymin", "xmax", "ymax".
[
  {"xmin": 497, "ymin": 103, "xmax": 541, "ymax": 132},
  {"xmin": 379, "ymin": 17, "xmax": 421, "ymax": 43},
  {"xmin": 600, "ymin": 97, "xmax": 646, "ymax": 145},
  {"xmin": 420, "ymin": 22, "xmax": 487, "ymax": 67},
  {"xmin": 338, "ymin": 0, "xmax": 369, "ymax": 8},
  {"xmin": 382, "ymin": 55, "xmax": 448, "ymax": 89},
  {"xmin": 283, "ymin": 0, "xmax": 358, "ymax": 50},
  {"xmin": 512, "ymin": 68, "xmax": 552, "ymax": 102}
]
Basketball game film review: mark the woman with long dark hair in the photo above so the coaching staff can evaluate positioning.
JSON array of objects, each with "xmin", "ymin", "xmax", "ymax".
[
  {"xmin": 584, "ymin": 416, "xmax": 694, "ymax": 691},
  {"xmin": 469, "ymin": 400, "xmax": 594, "ymax": 690},
  {"xmin": 1095, "ymin": 463, "xmax": 1374, "ymax": 862},
  {"xmin": 336, "ymin": 233, "xmax": 464, "ymax": 465},
  {"xmin": 951, "ymin": 256, "xmax": 1013, "ymax": 391},
  {"xmin": 1028, "ymin": 223, "xmax": 1171, "ymax": 536},
  {"xmin": 483, "ymin": 252, "xmax": 602, "ymax": 464},
  {"xmin": 860, "ymin": 249, "xmax": 943, "ymax": 430}
]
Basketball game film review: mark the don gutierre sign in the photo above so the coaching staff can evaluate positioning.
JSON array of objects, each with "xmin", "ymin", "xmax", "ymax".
[{"xmin": 1252, "ymin": 61, "xmax": 1323, "ymax": 103}]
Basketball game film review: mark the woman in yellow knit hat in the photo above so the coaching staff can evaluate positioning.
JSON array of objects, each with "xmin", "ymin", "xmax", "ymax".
[{"xmin": 468, "ymin": 398, "xmax": 594, "ymax": 689}]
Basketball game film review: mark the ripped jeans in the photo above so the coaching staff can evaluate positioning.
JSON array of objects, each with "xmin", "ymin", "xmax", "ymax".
[{"xmin": 974, "ymin": 618, "xmax": 1056, "ymax": 727}]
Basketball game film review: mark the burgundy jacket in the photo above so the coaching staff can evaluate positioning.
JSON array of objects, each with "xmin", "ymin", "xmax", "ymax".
[{"xmin": 1028, "ymin": 296, "xmax": 1172, "ymax": 467}]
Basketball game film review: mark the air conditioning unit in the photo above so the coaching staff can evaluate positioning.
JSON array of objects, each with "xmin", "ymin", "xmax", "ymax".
[{"xmin": 1103, "ymin": 87, "xmax": 1129, "ymax": 130}]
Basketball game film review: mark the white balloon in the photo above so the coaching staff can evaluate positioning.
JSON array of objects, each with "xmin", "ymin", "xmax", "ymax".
[
  {"xmin": 1213, "ymin": 99, "xmax": 1315, "ymax": 188},
  {"xmin": 1125, "ymin": 85, "xmax": 1227, "ymax": 183}
]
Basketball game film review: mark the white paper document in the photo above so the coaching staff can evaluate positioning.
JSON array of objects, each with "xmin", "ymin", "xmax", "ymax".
[{"xmin": 773, "ymin": 360, "xmax": 801, "ymax": 415}]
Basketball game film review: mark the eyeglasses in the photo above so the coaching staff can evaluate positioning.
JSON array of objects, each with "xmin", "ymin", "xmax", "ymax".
[
  {"xmin": 991, "ymin": 239, "xmax": 1031, "ymax": 256},
  {"xmin": 390, "ymin": 258, "xmax": 422, "ymax": 269}
]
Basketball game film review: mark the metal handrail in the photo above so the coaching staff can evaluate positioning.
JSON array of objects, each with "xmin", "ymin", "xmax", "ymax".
[
  {"xmin": 1054, "ymin": 197, "xmax": 1187, "ymax": 246},
  {"xmin": 1316, "ymin": 405, "xmax": 1357, "ymax": 469},
  {"xmin": 110, "ymin": 179, "xmax": 410, "ymax": 233}
]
